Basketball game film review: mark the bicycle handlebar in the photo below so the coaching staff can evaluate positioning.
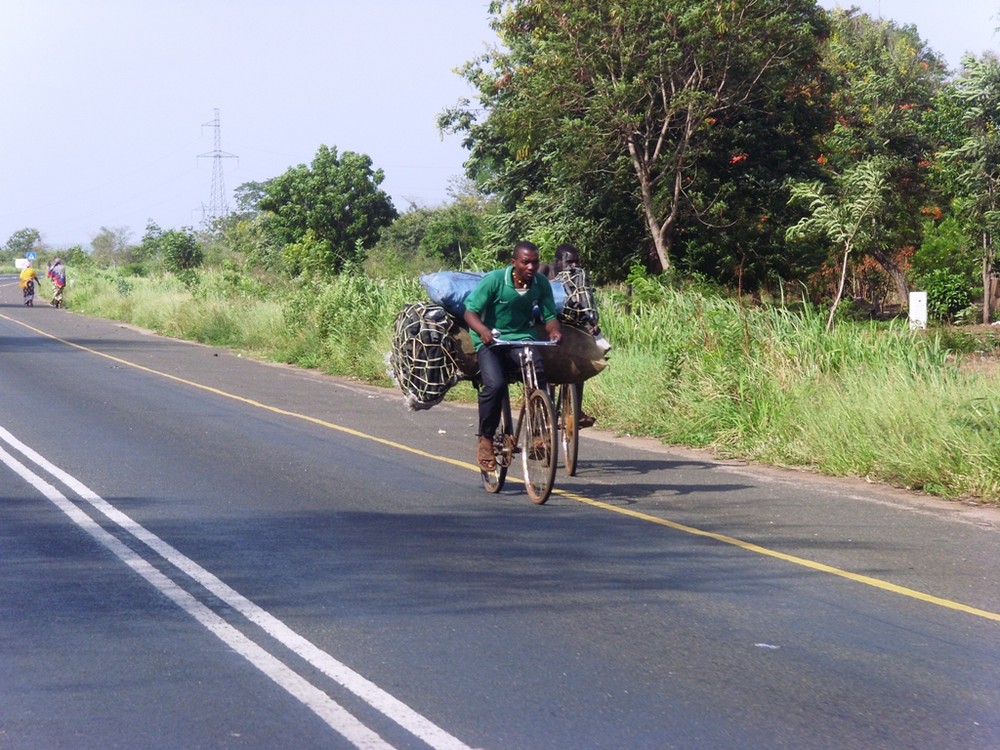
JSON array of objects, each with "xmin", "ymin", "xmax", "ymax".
[{"xmin": 488, "ymin": 338, "xmax": 560, "ymax": 348}]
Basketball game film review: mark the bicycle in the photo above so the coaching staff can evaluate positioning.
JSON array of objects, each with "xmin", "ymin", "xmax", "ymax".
[
  {"xmin": 555, "ymin": 382, "xmax": 581, "ymax": 477},
  {"xmin": 480, "ymin": 338, "xmax": 559, "ymax": 504}
]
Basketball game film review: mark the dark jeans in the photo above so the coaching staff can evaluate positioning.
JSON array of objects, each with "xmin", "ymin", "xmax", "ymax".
[{"xmin": 476, "ymin": 344, "xmax": 547, "ymax": 437}]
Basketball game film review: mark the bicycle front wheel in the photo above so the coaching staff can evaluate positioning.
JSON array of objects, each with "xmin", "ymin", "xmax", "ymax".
[
  {"xmin": 558, "ymin": 383, "xmax": 580, "ymax": 477},
  {"xmin": 521, "ymin": 388, "xmax": 557, "ymax": 504}
]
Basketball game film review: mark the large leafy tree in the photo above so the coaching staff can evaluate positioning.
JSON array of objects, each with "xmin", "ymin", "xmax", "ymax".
[
  {"xmin": 670, "ymin": 72, "xmax": 832, "ymax": 291},
  {"xmin": 443, "ymin": 0, "xmax": 827, "ymax": 275},
  {"xmin": 443, "ymin": 65, "xmax": 646, "ymax": 278},
  {"xmin": 938, "ymin": 53, "xmax": 1000, "ymax": 323},
  {"xmin": 815, "ymin": 9, "xmax": 948, "ymax": 305},
  {"xmin": 257, "ymin": 145, "xmax": 397, "ymax": 276},
  {"xmin": 3, "ymin": 227, "xmax": 41, "ymax": 257},
  {"xmin": 482, "ymin": 164, "xmax": 646, "ymax": 282}
]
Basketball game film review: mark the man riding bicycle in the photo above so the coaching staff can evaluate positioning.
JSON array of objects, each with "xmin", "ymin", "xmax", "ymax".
[
  {"xmin": 464, "ymin": 241, "xmax": 562, "ymax": 471},
  {"xmin": 542, "ymin": 243, "xmax": 605, "ymax": 429}
]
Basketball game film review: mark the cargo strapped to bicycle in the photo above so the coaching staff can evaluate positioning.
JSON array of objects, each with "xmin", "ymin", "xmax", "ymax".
[{"xmin": 388, "ymin": 302, "xmax": 463, "ymax": 411}]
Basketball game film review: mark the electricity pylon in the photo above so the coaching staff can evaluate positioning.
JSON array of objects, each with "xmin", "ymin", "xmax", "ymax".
[{"xmin": 198, "ymin": 108, "xmax": 238, "ymax": 223}]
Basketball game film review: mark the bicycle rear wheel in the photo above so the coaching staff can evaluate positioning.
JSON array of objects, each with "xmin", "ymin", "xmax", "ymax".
[
  {"xmin": 558, "ymin": 383, "xmax": 580, "ymax": 477},
  {"xmin": 482, "ymin": 397, "xmax": 512, "ymax": 493},
  {"xmin": 521, "ymin": 388, "xmax": 557, "ymax": 504}
]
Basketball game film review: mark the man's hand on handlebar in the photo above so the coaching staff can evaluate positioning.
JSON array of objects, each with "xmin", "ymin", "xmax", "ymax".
[
  {"xmin": 464, "ymin": 309, "xmax": 495, "ymax": 346},
  {"xmin": 545, "ymin": 318, "xmax": 562, "ymax": 345}
]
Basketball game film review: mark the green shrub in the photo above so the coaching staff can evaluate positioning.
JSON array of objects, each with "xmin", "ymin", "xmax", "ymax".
[
  {"xmin": 918, "ymin": 269, "xmax": 974, "ymax": 322},
  {"xmin": 119, "ymin": 263, "xmax": 147, "ymax": 277},
  {"xmin": 912, "ymin": 217, "xmax": 975, "ymax": 279}
]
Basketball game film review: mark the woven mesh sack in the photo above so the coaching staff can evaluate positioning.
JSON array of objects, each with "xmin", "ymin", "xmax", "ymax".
[
  {"xmin": 556, "ymin": 267, "xmax": 598, "ymax": 329},
  {"xmin": 388, "ymin": 302, "xmax": 461, "ymax": 410}
]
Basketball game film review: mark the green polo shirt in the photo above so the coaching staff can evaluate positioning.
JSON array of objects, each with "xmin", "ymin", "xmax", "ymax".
[{"xmin": 465, "ymin": 266, "xmax": 558, "ymax": 350}]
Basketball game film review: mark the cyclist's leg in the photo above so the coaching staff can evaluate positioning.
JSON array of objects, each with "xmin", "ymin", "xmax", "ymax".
[
  {"xmin": 476, "ymin": 346, "xmax": 507, "ymax": 469},
  {"xmin": 476, "ymin": 346, "xmax": 509, "ymax": 436},
  {"xmin": 577, "ymin": 380, "xmax": 596, "ymax": 428}
]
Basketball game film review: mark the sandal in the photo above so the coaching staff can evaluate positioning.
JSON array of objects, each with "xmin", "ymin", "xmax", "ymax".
[{"xmin": 477, "ymin": 436, "xmax": 496, "ymax": 471}]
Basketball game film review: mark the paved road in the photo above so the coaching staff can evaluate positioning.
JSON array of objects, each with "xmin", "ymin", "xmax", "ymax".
[{"xmin": 1, "ymin": 277, "xmax": 998, "ymax": 749}]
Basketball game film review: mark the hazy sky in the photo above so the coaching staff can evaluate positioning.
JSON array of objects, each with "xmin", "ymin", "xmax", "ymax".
[{"xmin": 1, "ymin": 0, "xmax": 997, "ymax": 250}]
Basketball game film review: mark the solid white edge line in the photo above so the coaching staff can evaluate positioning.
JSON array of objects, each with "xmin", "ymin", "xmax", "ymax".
[
  {"xmin": 0, "ymin": 425, "xmax": 475, "ymax": 750},
  {"xmin": 0, "ymin": 442, "xmax": 392, "ymax": 750}
]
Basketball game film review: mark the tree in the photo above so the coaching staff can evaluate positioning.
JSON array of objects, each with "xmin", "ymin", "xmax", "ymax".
[
  {"xmin": 133, "ymin": 220, "xmax": 165, "ymax": 266},
  {"xmin": 374, "ymin": 207, "xmax": 435, "ymax": 252},
  {"xmin": 938, "ymin": 53, "xmax": 1000, "ymax": 323},
  {"xmin": 257, "ymin": 145, "xmax": 397, "ymax": 276},
  {"xmin": 419, "ymin": 200, "xmax": 486, "ymax": 266},
  {"xmin": 160, "ymin": 228, "xmax": 203, "ymax": 273},
  {"xmin": 667, "ymin": 83, "xmax": 832, "ymax": 292},
  {"xmin": 59, "ymin": 245, "xmax": 90, "ymax": 268},
  {"xmin": 787, "ymin": 158, "xmax": 890, "ymax": 330},
  {"xmin": 90, "ymin": 225, "xmax": 134, "ymax": 267},
  {"xmin": 443, "ymin": 0, "xmax": 827, "ymax": 274},
  {"xmin": 365, "ymin": 207, "xmax": 438, "ymax": 276},
  {"xmin": 4, "ymin": 227, "xmax": 41, "ymax": 257},
  {"xmin": 817, "ymin": 8, "xmax": 948, "ymax": 306},
  {"xmin": 232, "ymin": 181, "xmax": 267, "ymax": 220},
  {"xmin": 220, "ymin": 214, "xmax": 282, "ymax": 272},
  {"xmin": 137, "ymin": 221, "xmax": 201, "ymax": 272}
]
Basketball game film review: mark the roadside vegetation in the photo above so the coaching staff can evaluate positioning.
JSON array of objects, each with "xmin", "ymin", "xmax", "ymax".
[
  {"xmin": 65, "ymin": 265, "xmax": 1000, "ymax": 504},
  {"xmin": 5, "ymin": 2, "xmax": 1000, "ymax": 503}
]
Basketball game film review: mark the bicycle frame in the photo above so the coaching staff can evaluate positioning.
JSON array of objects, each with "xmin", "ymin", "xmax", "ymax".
[{"xmin": 480, "ymin": 338, "xmax": 559, "ymax": 504}]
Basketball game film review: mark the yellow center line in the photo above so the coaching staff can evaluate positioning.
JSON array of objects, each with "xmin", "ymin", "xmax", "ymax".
[
  {"xmin": 7, "ymin": 312, "xmax": 1000, "ymax": 624},
  {"xmin": 553, "ymin": 489, "xmax": 1000, "ymax": 622}
]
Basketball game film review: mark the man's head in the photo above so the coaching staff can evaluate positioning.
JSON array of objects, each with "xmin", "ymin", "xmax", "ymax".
[
  {"xmin": 554, "ymin": 244, "xmax": 580, "ymax": 273},
  {"xmin": 511, "ymin": 241, "xmax": 540, "ymax": 284}
]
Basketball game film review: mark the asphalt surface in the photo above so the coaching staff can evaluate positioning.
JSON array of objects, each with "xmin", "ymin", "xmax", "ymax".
[{"xmin": 1, "ymin": 275, "xmax": 998, "ymax": 749}]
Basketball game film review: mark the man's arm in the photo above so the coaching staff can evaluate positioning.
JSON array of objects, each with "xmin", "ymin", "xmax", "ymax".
[{"xmin": 464, "ymin": 309, "xmax": 495, "ymax": 346}]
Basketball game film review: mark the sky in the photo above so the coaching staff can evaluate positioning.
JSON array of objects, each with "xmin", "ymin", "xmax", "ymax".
[{"xmin": 0, "ymin": 1, "xmax": 997, "ymax": 250}]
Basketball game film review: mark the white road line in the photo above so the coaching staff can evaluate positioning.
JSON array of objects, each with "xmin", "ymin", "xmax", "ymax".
[
  {"xmin": 0, "ymin": 425, "xmax": 476, "ymax": 750},
  {"xmin": 0, "ymin": 443, "xmax": 391, "ymax": 749}
]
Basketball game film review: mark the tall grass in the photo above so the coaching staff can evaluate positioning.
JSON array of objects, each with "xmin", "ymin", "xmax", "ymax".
[
  {"xmin": 70, "ymin": 267, "xmax": 1000, "ymax": 503},
  {"xmin": 590, "ymin": 282, "xmax": 1000, "ymax": 500},
  {"xmin": 69, "ymin": 269, "xmax": 287, "ymax": 352},
  {"xmin": 280, "ymin": 274, "xmax": 423, "ymax": 380},
  {"xmin": 70, "ymin": 267, "xmax": 421, "ymax": 382}
]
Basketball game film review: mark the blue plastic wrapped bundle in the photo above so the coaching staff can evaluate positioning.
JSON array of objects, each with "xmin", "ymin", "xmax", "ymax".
[{"xmin": 420, "ymin": 271, "xmax": 566, "ymax": 317}]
